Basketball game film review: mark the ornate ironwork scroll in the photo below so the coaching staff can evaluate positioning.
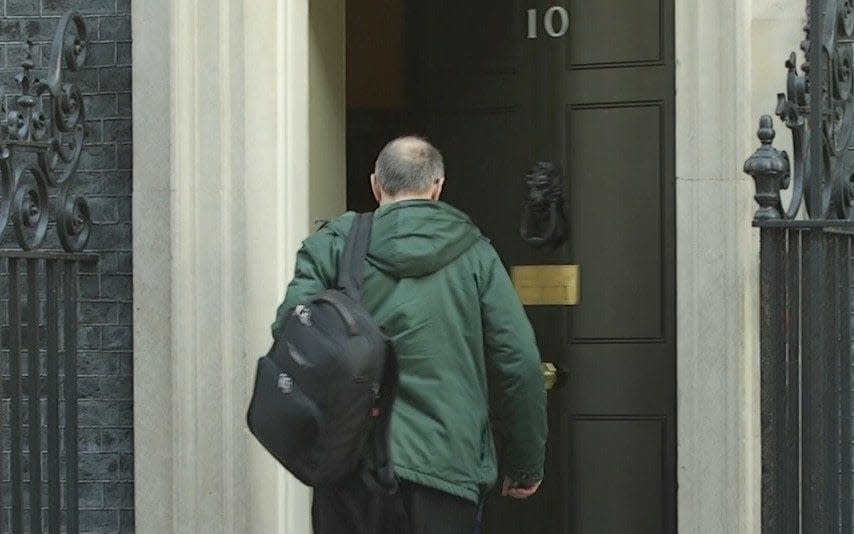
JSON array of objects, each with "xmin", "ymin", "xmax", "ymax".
[
  {"xmin": 520, "ymin": 161, "xmax": 567, "ymax": 249},
  {"xmin": 746, "ymin": 0, "xmax": 854, "ymax": 221},
  {"xmin": 0, "ymin": 11, "xmax": 90, "ymax": 251},
  {"xmin": 745, "ymin": 3, "xmax": 854, "ymax": 532}
]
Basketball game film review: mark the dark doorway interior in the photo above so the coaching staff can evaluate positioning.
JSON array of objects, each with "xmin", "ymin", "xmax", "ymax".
[
  {"xmin": 345, "ymin": 0, "xmax": 408, "ymax": 211},
  {"xmin": 346, "ymin": 1, "xmax": 677, "ymax": 532}
]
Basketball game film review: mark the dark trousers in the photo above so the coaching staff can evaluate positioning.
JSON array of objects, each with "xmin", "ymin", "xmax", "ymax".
[{"xmin": 312, "ymin": 474, "xmax": 479, "ymax": 534}]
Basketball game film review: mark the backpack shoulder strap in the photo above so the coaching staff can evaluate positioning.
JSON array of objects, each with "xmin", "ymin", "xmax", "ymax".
[
  {"xmin": 337, "ymin": 212, "xmax": 374, "ymax": 300},
  {"xmin": 338, "ymin": 212, "xmax": 399, "ymax": 493}
]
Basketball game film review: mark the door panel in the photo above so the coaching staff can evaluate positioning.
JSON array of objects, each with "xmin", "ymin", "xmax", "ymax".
[
  {"xmin": 346, "ymin": 1, "xmax": 675, "ymax": 531},
  {"xmin": 554, "ymin": 1, "xmax": 677, "ymax": 530},
  {"xmin": 570, "ymin": 417, "xmax": 666, "ymax": 532},
  {"xmin": 568, "ymin": 0, "xmax": 663, "ymax": 67},
  {"xmin": 568, "ymin": 103, "xmax": 664, "ymax": 341}
]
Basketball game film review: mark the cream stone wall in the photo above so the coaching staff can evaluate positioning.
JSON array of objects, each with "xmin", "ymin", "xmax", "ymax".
[
  {"xmin": 674, "ymin": 1, "xmax": 759, "ymax": 531},
  {"xmin": 675, "ymin": 0, "xmax": 803, "ymax": 532},
  {"xmin": 133, "ymin": 0, "xmax": 343, "ymax": 531},
  {"xmin": 132, "ymin": 0, "xmax": 174, "ymax": 529},
  {"xmin": 132, "ymin": 0, "xmax": 802, "ymax": 532},
  {"xmin": 309, "ymin": 1, "xmax": 347, "ymax": 225}
]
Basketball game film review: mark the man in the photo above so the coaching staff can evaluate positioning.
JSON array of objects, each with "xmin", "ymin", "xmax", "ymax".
[{"xmin": 272, "ymin": 136, "xmax": 547, "ymax": 533}]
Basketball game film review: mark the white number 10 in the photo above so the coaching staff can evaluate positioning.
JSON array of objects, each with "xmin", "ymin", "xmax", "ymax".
[{"xmin": 527, "ymin": 6, "xmax": 570, "ymax": 39}]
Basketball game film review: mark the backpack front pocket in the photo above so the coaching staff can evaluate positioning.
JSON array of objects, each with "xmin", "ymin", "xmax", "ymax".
[{"xmin": 247, "ymin": 355, "xmax": 322, "ymax": 473}]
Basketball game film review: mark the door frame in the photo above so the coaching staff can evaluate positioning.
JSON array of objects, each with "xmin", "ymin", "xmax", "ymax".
[
  {"xmin": 132, "ymin": 0, "xmax": 344, "ymax": 532},
  {"xmin": 674, "ymin": 1, "xmax": 761, "ymax": 532},
  {"xmin": 131, "ymin": 0, "xmax": 763, "ymax": 532}
]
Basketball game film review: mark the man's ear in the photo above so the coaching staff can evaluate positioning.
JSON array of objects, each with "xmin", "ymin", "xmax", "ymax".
[
  {"xmin": 431, "ymin": 177, "xmax": 446, "ymax": 200},
  {"xmin": 371, "ymin": 174, "xmax": 382, "ymax": 204}
]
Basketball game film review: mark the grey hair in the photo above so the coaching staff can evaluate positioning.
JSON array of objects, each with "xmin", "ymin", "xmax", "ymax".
[{"xmin": 373, "ymin": 136, "xmax": 445, "ymax": 196}]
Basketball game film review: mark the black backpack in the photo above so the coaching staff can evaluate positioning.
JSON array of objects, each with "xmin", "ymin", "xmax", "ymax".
[{"xmin": 246, "ymin": 213, "xmax": 399, "ymax": 491}]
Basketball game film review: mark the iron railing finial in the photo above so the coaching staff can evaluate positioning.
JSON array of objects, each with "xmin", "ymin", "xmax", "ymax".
[{"xmin": 745, "ymin": 115, "xmax": 790, "ymax": 221}]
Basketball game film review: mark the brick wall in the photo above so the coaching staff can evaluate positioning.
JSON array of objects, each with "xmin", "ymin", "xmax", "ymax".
[{"xmin": 0, "ymin": 1, "xmax": 132, "ymax": 532}]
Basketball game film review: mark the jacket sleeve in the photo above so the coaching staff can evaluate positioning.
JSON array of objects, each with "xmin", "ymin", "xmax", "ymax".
[
  {"xmin": 270, "ymin": 229, "xmax": 340, "ymax": 339},
  {"xmin": 479, "ymin": 243, "xmax": 548, "ymax": 483}
]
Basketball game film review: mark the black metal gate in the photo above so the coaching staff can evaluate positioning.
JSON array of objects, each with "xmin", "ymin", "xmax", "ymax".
[
  {"xmin": 750, "ymin": 224, "xmax": 853, "ymax": 532},
  {"xmin": 0, "ymin": 11, "xmax": 93, "ymax": 534},
  {"xmin": 2, "ymin": 252, "xmax": 94, "ymax": 533},
  {"xmin": 745, "ymin": 1, "xmax": 854, "ymax": 531}
]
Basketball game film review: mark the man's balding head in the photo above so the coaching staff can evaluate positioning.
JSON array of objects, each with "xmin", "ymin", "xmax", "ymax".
[{"xmin": 373, "ymin": 136, "xmax": 445, "ymax": 196}]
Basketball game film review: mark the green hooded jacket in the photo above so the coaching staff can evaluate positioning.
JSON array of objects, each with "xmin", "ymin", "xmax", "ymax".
[{"xmin": 271, "ymin": 200, "xmax": 547, "ymax": 503}]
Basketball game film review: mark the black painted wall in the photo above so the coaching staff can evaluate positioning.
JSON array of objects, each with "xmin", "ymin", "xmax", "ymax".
[{"xmin": 0, "ymin": 1, "xmax": 132, "ymax": 532}]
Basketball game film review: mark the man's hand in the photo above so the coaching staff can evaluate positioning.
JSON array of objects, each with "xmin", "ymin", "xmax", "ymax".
[{"xmin": 501, "ymin": 477, "xmax": 542, "ymax": 499}]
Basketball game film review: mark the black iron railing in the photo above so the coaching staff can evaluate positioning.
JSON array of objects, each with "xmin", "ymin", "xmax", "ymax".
[
  {"xmin": 745, "ymin": 0, "xmax": 854, "ymax": 531},
  {"xmin": 2, "ymin": 252, "xmax": 94, "ymax": 534},
  {"xmin": 0, "ymin": 10, "xmax": 92, "ymax": 534},
  {"xmin": 751, "ymin": 222, "xmax": 853, "ymax": 533}
]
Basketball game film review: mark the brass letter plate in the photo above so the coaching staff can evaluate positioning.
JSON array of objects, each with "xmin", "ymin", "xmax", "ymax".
[{"xmin": 511, "ymin": 265, "xmax": 580, "ymax": 306}]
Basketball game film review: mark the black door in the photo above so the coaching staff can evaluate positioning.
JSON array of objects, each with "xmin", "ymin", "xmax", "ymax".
[{"xmin": 346, "ymin": 1, "xmax": 676, "ymax": 531}]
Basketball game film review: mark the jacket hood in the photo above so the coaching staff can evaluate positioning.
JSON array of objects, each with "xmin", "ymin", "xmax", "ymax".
[{"xmin": 327, "ymin": 201, "xmax": 482, "ymax": 279}]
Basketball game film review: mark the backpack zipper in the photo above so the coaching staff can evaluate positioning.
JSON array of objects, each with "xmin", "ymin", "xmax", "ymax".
[{"xmin": 293, "ymin": 304, "xmax": 313, "ymax": 326}]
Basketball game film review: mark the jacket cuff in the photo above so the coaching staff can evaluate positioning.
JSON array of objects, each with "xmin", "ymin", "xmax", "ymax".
[{"xmin": 505, "ymin": 468, "xmax": 543, "ymax": 485}]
